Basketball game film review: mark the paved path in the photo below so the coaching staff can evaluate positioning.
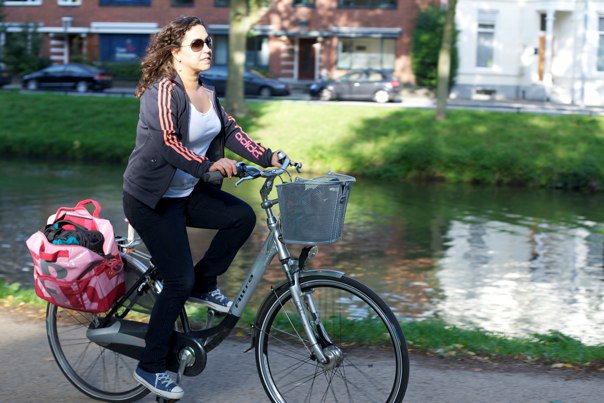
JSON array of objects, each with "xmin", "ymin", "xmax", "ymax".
[{"xmin": 0, "ymin": 310, "xmax": 602, "ymax": 402}]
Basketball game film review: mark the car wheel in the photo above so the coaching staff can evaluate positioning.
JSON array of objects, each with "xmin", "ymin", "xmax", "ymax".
[
  {"xmin": 319, "ymin": 88, "xmax": 334, "ymax": 101},
  {"xmin": 259, "ymin": 86, "xmax": 272, "ymax": 97},
  {"xmin": 76, "ymin": 81, "xmax": 88, "ymax": 93},
  {"xmin": 373, "ymin": 90, "xmax": 390, "ymax": 104},
  {"xmin": 26, "ymin": 80, "xmax": 38, "ymax": 91}
]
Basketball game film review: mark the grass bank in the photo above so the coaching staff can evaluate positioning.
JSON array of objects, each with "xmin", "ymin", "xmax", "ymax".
[
  {"xmin": 3, "ymin": 281, "xmax": 602, "ymax": 369},
  {"xmin": 2, "ymin": 92, "xmax": 604, "ymax": 190}
]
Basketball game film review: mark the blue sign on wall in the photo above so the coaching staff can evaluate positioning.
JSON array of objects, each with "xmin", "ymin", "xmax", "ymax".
[{"xmin": 100, "ymin": 34, "xmax": 149, "ymax": 62}]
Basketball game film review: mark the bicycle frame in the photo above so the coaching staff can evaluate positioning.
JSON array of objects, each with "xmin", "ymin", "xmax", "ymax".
[{"xmin": 94, "ymin": 161, "xmax": 341, "ymax": 367}]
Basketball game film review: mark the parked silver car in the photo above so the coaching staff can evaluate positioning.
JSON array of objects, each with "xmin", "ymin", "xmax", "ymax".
[{"xmin": 309, "ymin": 69, "xmax": 401, "ymax": 103}]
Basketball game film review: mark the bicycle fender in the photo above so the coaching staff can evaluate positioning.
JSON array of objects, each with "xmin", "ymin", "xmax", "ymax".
[
  {"xmin": 265, "ymin": 269, "xmax": 346, "ymax": 293},
  {"xmin": 300, "ymin": 269, "xmax": 345, "ymax": 279}
]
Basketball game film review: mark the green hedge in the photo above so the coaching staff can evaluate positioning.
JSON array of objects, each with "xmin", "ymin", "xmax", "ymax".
[
  {"xmin": 95, "ymin": 61, "xmax": 142, "ymax": 81},
  {"xmin": 1, "ymin": 92, "xmax": 604, "ymax": 191}
]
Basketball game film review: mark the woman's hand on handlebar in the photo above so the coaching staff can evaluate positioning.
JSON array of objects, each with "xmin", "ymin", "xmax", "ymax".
[
  {"xmin": 209, "ymin": 158, "xmax": 238, "ymax": 178},
  {"xmin": 271, "ymin": 150, "xmax": 286, "ymax": 168}
]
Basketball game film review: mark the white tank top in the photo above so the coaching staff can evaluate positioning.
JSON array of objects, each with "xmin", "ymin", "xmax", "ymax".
[{"xmin": 163, "ymin": 98, "xmax": 221, "ymax": 198}]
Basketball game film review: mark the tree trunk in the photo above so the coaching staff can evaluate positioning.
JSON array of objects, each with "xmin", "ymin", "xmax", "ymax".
[
  {"xmin": 226, "ymin": 0, "xmax": 251, "ymax": 116},
  {"xmin": 435, "ymin": 0, "xmax": 457, "ymax": 121}
]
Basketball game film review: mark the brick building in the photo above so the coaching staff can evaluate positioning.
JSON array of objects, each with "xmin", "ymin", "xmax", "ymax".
[{"xmin": 2, "ymin": 0, "xmax": 425, "ymax": 82}]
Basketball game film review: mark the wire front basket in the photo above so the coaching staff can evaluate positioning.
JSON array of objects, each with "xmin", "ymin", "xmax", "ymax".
[{"xmin": 277, "ymin": 172, "xmax": 356, "ymax": 245}]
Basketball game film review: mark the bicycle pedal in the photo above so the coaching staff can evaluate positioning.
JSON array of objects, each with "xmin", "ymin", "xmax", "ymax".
[{"xmin": 155, "ymin": 397, "xmax": 179, "ymax": 403}]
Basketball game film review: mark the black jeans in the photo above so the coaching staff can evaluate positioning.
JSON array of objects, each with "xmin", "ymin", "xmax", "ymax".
[{"xmin": 123, "ymin": 183, "xmax": 256, "ymax": 373}]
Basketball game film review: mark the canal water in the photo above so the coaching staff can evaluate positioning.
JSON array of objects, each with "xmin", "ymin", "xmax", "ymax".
[{"xmin": 1, "ymin": 159, "xmax": 603, "ymax": 345}]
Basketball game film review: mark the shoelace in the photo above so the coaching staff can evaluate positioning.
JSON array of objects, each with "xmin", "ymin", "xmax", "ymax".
[
  {"xmin": 156, "ymin": 372, "xmax": 176, "ymax": 388},
  {"xmin": 210, "ymin": 289, "xmax": 227, "ymax": 302}
]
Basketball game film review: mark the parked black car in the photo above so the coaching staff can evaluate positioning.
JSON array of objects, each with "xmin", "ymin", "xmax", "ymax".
[
  {"xmin": 0, "ymin": 62, "xmax": 12, "ymax": 87},
  {"xmin": 309, "ymin": 69, "xmax": 401, "ymax": 103},
  {"xmin": 21, "ymin": 63, "xmax": 113, "ymax": 93},
  {"xmin": 202, "ymin": 66, "xmax": 290, "ymax": 97}
]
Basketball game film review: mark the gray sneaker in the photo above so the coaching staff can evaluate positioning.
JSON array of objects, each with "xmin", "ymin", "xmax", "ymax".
[{"xmin": 189, "ymin": 288, "xmax": 232, "ymax": 313}]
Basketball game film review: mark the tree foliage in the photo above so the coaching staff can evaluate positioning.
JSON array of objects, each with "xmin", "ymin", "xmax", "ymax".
[
  {"xmin": 2, "ymin": 23, "xmax": 49, "ymax": 75},
  {"xmin": 411, "ymin": 5, "xmax": 459, "ymax": 90}
]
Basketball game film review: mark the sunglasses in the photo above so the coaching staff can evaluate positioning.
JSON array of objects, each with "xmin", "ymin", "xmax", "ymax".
[{"xmin": 182, "ymin": 37, "xmax": 213, "ymax": 52}]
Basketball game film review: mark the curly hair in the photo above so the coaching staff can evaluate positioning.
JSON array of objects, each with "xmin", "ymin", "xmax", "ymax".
[{"xmin": 135, "ymin": 16, "xmax": 205, "ymax": 98}]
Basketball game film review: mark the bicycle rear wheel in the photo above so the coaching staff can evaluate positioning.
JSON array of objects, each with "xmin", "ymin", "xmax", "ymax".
[
  {"xmin": 45, "ymin": 259, "xmax": 155, "ymax": 402},
  {"xmin": 254, "ymin": 274, "xmax": 409, "ymax": 403}
]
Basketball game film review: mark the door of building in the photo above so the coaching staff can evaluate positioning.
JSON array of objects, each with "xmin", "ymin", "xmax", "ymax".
[
  {"xmin": 298, "ymin": 38, "xmax": 316, "ymax": 80},
  {"xmin": 538, "ymin": 34, "xmax": 545, "ymax": 81}
]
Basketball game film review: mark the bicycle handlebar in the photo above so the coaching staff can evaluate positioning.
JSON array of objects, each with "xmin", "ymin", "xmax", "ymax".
[{"xmin": 199, "ymin": 152, "xmax": 302, "ymax": 186}]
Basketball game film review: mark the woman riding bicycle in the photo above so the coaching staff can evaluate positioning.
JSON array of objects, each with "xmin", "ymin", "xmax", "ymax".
[{"xmin": 122, "ymin": 15, "xmax": 283, "ymax": 400}]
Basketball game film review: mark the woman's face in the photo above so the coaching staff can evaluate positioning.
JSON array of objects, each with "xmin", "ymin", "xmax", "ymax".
[{"xmin": 173, "ymin": 24, "xmax": 212, "ymax": 75}]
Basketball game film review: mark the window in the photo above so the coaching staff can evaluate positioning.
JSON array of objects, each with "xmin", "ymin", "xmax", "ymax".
[
  {"xmin": 64, "ymin": 64, "xmax": 97, "ymax": 74},
  {"xmin": 293, "ymin": 0, "xmax": 315, "ymax": 7},
  {"xmin": 214, "ymin": 0, "xmax": 228, "ymax": 6},
  {"xmin": 213, "ymin": 35, "xmax": 228, "ymax": 66},
  {"xmin": 210, "ymin": 36, "xmax": 267, "ymax": 68},
  {"xmin": 171, "ymin": 0, "xmax": 193, "ymax": 5},
  {"xmin": 99, "ymin": 34, "xmax": 150, "ymax": 62},
  {"xmin": 476, "ymin": 10, "xmax": 497, "ymax": 68},
  {"xmin": 44, "ymin": 65, "xmax": 67, "ymax": 74},
  {"xmin": 336, "ymin": 38, "xmax": 396, "ymax": 70},
  {"xmin": 367, "ymin": 71, "xmax": 384, "ymax": 81},
  {"xmin": 246, "ymin": 36, "xmax": 269, "ymax": 68},
  {"xmin": 58, "ymin": 0, "xmax": 81, "ymax": 5},
  {"xmin": 598, "ymin": 17, "xmax": 604, "ymax": 71},
  {"xmin": 99, "ymin": 0, "xmax": 151, "ymax": 5},
  {"xmin": 341, "ymin": 72, "xmax": 365, "ymax": 81},
  {"xmin": 4, "ymin": 0, "xmax": 42, "ymax": 5},
  {"xmin": 339, "ymin": 0, "xmax": 395, "ymax": 9}
]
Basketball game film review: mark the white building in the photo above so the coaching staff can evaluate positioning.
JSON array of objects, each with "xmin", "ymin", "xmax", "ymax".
[{"xmin": 453, "ymin": 0, "xmax": 604, "ymax": 105}]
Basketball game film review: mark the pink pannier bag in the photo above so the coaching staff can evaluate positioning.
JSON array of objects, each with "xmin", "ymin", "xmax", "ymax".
[{"xmin": 26, "ymin": 199, "xmax": 125, "ymax": 313}]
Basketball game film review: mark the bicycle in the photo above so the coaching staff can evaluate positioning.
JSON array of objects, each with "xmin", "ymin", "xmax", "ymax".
[{"xmin": 44, "ymin": 155, "xmax": 410, "ymax": 402}]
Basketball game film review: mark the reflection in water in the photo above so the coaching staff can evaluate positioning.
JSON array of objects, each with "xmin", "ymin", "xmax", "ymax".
[
  {"xmin": 2, "ymin": 159, "xmax": 604, "ymax": 344},
  {"xmin": 437, "ymin": 219, "xmax": 604, "ymax": 344}
]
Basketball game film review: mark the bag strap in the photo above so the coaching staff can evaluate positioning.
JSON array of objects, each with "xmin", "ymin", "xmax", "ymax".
[
  {"xmin": 54, "ymin": 199, "xmax": 102, "ymax": 220},
  {"xmin": 39, "ymin": 243, "xmax": 70, "ymax": 262}
]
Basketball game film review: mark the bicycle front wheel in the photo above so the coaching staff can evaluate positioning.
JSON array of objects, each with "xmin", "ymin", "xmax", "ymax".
[{"xmin": 254, "ymin": 275, "xmax": 409, "ymax": 403}]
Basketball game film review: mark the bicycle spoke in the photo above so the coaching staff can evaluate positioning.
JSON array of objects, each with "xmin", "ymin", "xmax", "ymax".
[
  {"xmin": 72, "ymin": 340, "xmax": 93, "ymax": 371},
  {"xmin": 337, "ymin": 364, "xmax": 354, "ymax": 402},
  {"xmin": 320, "ymin": 368, "xmax": 337, "ymax": 403},
  {"xmin": 274, "ymin": 357, "xmax": 316, "ymax": 383},
  {"xmin": 81, "ymin": 348, "xmax": 103, "ymax": 379},
  {"xmin": 268, "ymin": 324, "xmax": 310, "ymax": 345},
  {"xmin": 266, "ymin": 331, "xmax": 313, "ymax": 361},
  {"xmin": 273, "ymin": 293, "xmax": 313, "ymax": 356},
  {"xmin": 331, "ymin": 361, "xmax": 392, "ymax": 402},
  {"xmin": 59, "ymin": 341, "xmax": 95, "ymax": 348},
  {"xmin": 305, "ymin": 364, "xmax": 321, "ymax": 403},
  {"xmin": 342, "ymin": 358, "xmax": 392, "ymax": 390}
]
